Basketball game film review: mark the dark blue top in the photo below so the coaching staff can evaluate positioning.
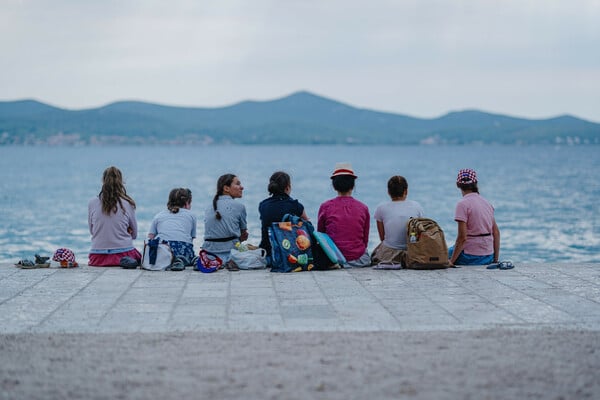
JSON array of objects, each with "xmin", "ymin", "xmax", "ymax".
[{"xmin": 258, "ymin": 194, "xmax": 304, "ymax": 256}]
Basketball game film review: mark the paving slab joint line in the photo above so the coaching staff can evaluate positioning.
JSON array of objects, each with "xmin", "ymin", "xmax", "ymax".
[
  {"xmin": 475, "ymin": 268, "xmax": 596, "ymax": 319},
  {"xmin": 351, "ymin": 270, "xmax": 409, "ymax": 327},
  {"xmin": 225, "ymin": 271, "xmax": 232, "ymax": 330},
  {"xmin": 311, "ymin": 271, "xmax": 346, "ymax": 323},
  {"xmin": 511, "ymin": 265, "xmax": 600, "ymax": 296},
  {"xmin": 0, "ymin": 269, "xmax": 58, "ymax": 306},
  {"xmin": 546, "ymin": 266, "xmax": 600, "ymax": 287},
  {"xmin": 166, "ymin": 269, "xmax": 192, "ymax": 325},
  {"xmin": 270, "ymin": 272, "xmax": 288, "ymax": 329},
  {"xmin": 440, "ymin": 270, "xmax": 528, "ymax": 324},
  {"xmin": 530, "ymin": 267, "xmax": 600, "ymax": 307},
  {"xmin": 97, "ymin": 269, "xmax": 144, "ymax": 325},
  {"xmin": 395, "ymin": 269, "xmax": 465, "ymax": 325},
  {"xmin": 32, "ymin": 268, "xmax": 108, "ymax": 331}
]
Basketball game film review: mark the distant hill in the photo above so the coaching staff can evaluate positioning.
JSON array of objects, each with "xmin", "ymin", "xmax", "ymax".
[{"xmin": 1, "ymin": 91, "xmax": 598, "ymax": 145}]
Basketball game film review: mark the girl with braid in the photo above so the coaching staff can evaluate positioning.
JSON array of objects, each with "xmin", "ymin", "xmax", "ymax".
[
  {"xmin": 202, "ymin": 174, "xmax": 248, "ymax": 262},
  {"xmin": 88, "ymin": 166, "xmax": 141, "ymax": 266}
]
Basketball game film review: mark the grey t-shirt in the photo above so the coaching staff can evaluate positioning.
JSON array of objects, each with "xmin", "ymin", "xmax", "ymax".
[
  {"xmin": 373, "ymin": 200, "xmax": 424, "ymax": 250},
  {"xmin": 202, "ymin": 195, "xmax": 247, "ymax": 253},
  {"xmin": 149, "ymin": 208, "xmax": 197, "ymax": 243}
]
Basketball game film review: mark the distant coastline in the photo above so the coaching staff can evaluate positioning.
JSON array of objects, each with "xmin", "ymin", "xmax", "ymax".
[{"xmin": 2, "ymin": 91, "xmax": 599, "ymax": 145}]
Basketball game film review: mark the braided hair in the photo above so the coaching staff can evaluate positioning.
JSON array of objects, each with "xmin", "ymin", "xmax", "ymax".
[{"xmin": 213, "ymin": 174, "xmax": 236, "ymax": 220}]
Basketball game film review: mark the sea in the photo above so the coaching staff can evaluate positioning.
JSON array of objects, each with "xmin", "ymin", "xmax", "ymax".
[{"xmin": 0, "ymin": 145, "xmax": 598, "ymax": 264}]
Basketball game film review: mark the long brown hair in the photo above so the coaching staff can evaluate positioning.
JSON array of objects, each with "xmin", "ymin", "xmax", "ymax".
[
  {"xmin": 99, "ymin": 166, "xmax": 136, "ymax": 214},
  {"xmin": 213, "ymin": 174, "xmax": 236, "ymax": 220}
]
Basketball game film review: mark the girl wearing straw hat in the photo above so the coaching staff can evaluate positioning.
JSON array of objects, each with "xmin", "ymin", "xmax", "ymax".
[{"xmin": 317, "ymin": 162, "xmax": 371, "ymax": 268}]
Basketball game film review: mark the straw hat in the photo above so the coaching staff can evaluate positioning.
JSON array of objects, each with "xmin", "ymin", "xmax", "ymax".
[{"xmin": 331, "ymin": 162, "xmax": 357, "ymax": 178}]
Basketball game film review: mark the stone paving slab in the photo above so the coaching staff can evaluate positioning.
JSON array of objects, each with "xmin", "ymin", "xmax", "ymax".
[{"xmin": 1, "ymin": 263, "xmax": 599, "ymax": 334}]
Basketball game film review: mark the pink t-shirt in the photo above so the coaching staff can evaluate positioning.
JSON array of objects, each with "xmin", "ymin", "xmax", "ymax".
[
  {"xmin": 454, "ymin": 193, "xmax": 495, "ymax": 256},
  {"xmin": 317, "ymin": 196, "xmax": 370, "ymax": 261}
]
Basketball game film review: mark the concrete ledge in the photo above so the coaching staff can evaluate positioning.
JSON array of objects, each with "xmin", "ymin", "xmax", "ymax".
[{"xmin": 1, "ymin": 262, "xmax": 599, "ymax": 334}]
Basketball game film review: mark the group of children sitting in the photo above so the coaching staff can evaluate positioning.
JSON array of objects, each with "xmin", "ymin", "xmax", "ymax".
[{"xmin": 85, "ymin": 162, "xmax": 501, "ymax": 271}]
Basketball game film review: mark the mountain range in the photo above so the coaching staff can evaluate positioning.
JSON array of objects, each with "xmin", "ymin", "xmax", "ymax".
[{"xmin": 1, "ymin": 91, "xmax": 598, "ymax": 145}]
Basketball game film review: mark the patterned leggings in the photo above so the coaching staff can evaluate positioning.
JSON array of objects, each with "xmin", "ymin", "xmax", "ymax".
[{"xmin": 167, "ymin": 241, "xmax": 195, "ymax": 265}]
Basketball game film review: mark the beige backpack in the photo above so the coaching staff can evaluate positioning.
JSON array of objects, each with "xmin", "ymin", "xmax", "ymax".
[{"xmin": 406, "ymin": 218, "xmax": 450, "ymax": 269}]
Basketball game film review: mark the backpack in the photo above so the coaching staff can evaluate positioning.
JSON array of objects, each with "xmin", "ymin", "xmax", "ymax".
[
  {"xmin": 269, "ymin": 214, "xmax": 315, "ymax": 272},
  {"xmin": 141, "ymin": 238, "xmax": 174, "ymax": 271},
  {"xmin": 406, "ymin": 218, "xmax": 450, "ymax": 270}
]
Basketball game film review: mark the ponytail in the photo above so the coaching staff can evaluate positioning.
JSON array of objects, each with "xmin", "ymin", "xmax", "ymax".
[
  {"xmin": 213, "ymin": 174, "xmax": 236, "ymax": 220},
  {"xmin": 167, "ymin": 188, "xmax": 192, "ymax": 214}
]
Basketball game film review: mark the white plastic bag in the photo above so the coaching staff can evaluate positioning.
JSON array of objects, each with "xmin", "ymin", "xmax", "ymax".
[{"xmin": 229, "ymin": 248, "xmax": 267, "ymax": 270}]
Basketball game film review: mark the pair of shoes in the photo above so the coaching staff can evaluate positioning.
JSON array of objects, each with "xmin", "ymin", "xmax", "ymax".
[
  {"xmin": 170, "ymin": 259, "xmax": 185, "ymax": 271},
  {"xmin": 487, "ymin": 260, "xmax": 515, "ymax": 270},
  {"xmin": 15, "ymin": 257, "xmax": 50, "ymax": 269}
]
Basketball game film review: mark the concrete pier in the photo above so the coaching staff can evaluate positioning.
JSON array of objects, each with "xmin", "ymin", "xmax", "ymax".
[{"xmin": 1, "ymin": 263, "xmax": 599, "ymax": 399}]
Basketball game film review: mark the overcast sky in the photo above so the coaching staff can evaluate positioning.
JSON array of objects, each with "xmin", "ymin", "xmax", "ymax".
[{"xmin": 1, "ymin": 0, "xmax": 599, "ymax": 121}]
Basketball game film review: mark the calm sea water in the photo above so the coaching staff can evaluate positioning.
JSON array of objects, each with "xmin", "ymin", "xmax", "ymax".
[{"xmin": 0, "ymin": 145, "xmax": 598, "ymax": 264}]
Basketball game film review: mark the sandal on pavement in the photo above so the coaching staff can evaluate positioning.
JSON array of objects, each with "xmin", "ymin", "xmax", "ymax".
[
  {"xmin": 225, "ymin": 260, "xmax": 240, "ymax": 271},
  {"xmin": 373, "ymin": 262, "xmax": 403, "ymax": 270},
  {"xmin": 15, "ymin": 259, "xmax": 36, "ymax": 269},
  {"xmin": 34, "ymin": 254, "xmax": 50, "ymax": 268},
  {"xmin": 499, "ymin": 260, "xmax": 515, "ymax": 270},
  {"xmin": 170, "ymin": 259, "xmax": 185, "ymax": 271},
  {"xmin": 487, "ymin": 261, "xmax": 515, "ymax": 270}
]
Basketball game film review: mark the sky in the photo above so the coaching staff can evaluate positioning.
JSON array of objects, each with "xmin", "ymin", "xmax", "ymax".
[{"xmin": 1, "ymin": 0, "xmax": 600, "ymax": 122}]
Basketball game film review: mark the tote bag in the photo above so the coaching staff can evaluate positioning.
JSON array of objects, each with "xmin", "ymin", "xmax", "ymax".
[
  {"xmin": 141, "ymin": 238, "xmax": 174, "ymax": 271},
  {"xmin": 269, "ymin": 214, "xmax": 315, "ymax": 272}
]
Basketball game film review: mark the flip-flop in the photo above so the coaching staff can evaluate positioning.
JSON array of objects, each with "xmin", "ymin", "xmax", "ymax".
[
  {"xmin": 486, "ymin": 263, "xmax": 500, "ymax": 270},
  {"xmin": 373, "ymin": 262, "xmax": 403, "ymax": 270},
  {"xmin": 499, "ymin": 261, "xmax": 515, "ymax": 270}
]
